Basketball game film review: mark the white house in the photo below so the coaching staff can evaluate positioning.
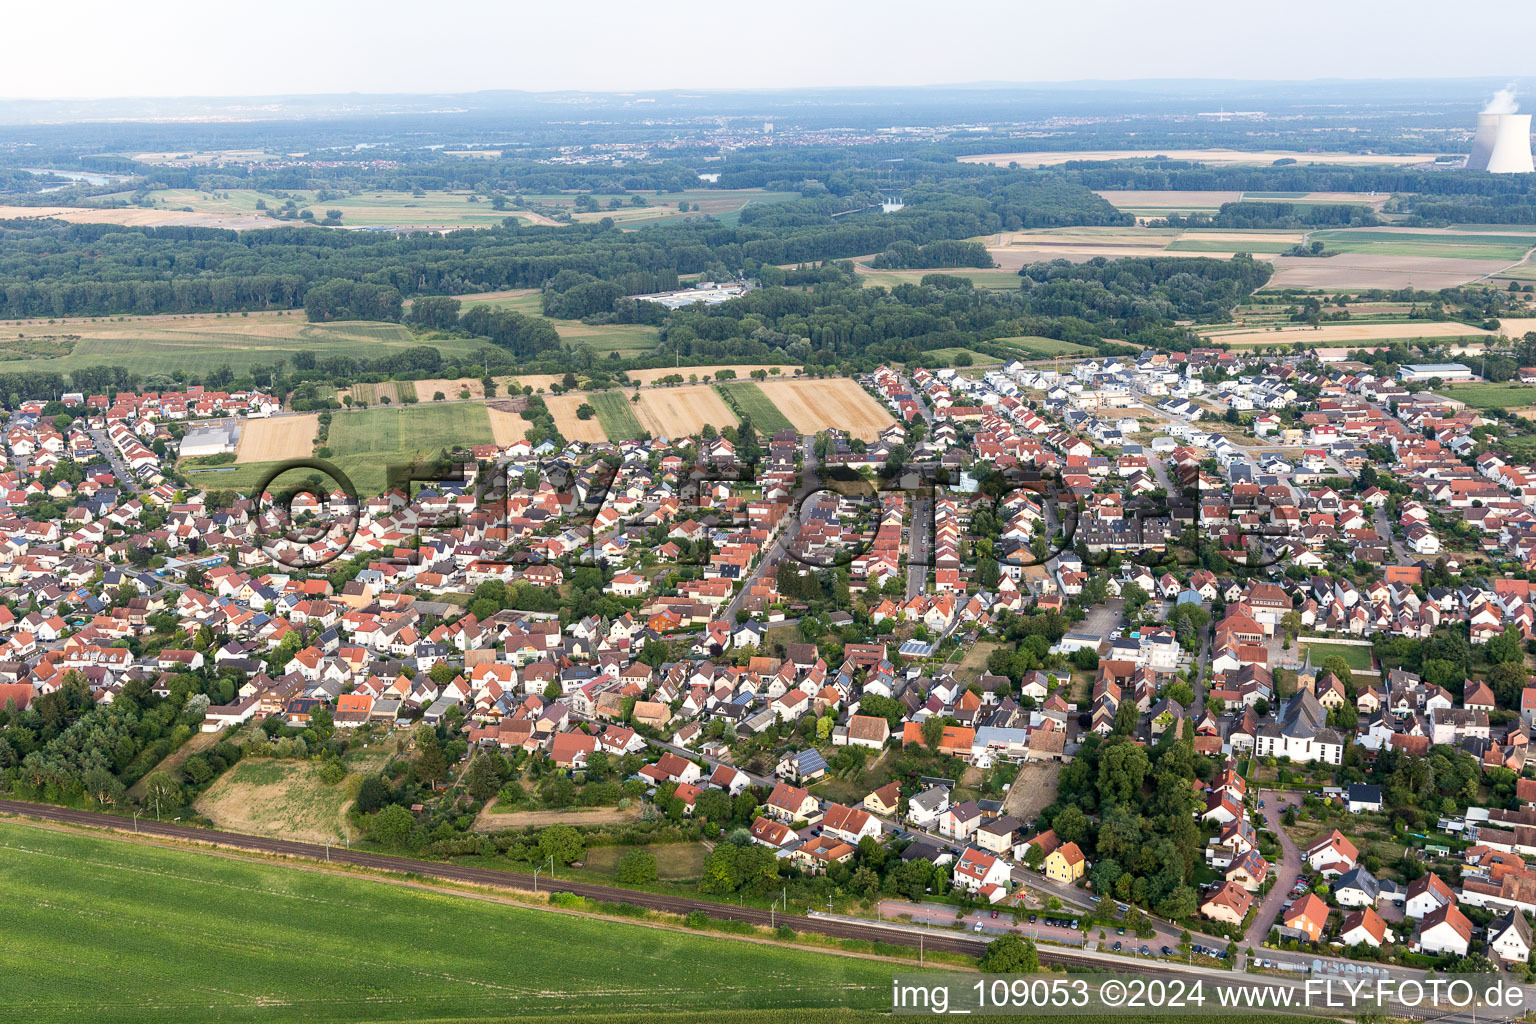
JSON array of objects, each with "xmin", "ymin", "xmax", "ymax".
[
  {"xmin": 1489, "ymin": 910, "xmax": 1533, "ymax": 963},
  {"xmin": 954, "ymin": 847, "xmax": 1013, "ymax": 898}
]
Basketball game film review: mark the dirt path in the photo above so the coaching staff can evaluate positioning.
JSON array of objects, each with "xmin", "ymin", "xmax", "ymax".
[
  {"xmin": 474, "ymin": 801, "xmax": 642, "ymax": 831},
  {"xmin": 126, "ymin": 731, "xmax": 223, "ymax": 800}
]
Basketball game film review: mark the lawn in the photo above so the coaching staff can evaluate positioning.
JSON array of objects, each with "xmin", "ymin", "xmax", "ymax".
[
  {"xmin": 1440, "ymin": 382, "xmax": 1536, "ymax": 408},
  {"xmin": 0, "ymin": 820, "xmax": 913, "ymax": 1022},
  {"xmin": 717, "ymin": 382, "xmax": 796, "ymax": 433},
  {"xmin": 1301, "ymin": 641, "xmax": 1374, "ymax": 671},
  {"xmin": 587, "ymin": 390, "xmax": 645, "ymax": 439},
  {"xmin": 0, "ymin": 314, "xmax": 489, "ymax": 381}
]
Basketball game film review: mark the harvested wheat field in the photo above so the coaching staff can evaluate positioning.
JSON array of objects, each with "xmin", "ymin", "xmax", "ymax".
[
  {"xmin": 236, "ymin": 414, "xmax": 318, "ymax": 463},
  {"xmin": 634, "ymin": 384, "xmax": 739, "ymax": 438},
  {"xmin": 627, "ymin": 364, "xmax": 801, "ymax": 386},
  {"xmin": 1263, "ymin": 253, "xmax": 1513, "ymax": 291},
  {"xmin": 545, "ymin": 393, "xmax": 608, "ymax": 443},
  {"xmin": 1494, "ymin": 318, "xmax": 1536, "ymax": 337},
  {"xmin": 0, "ymin": 203, "xmax": 274, "ymax": 231},
  {"xmin": 754, "ymin": 378, "xmax": 895, "ymax": 441},
  {"xmin": 1204, "ymin": 321, "xmax": 1493, "ymax": 346},
  {"xmin": 486, "ymin": 404, "xmax": 528, "ymax": 445}
]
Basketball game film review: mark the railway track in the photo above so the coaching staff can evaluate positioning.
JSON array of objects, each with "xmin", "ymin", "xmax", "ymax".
[
  {"xmin": 6, "ymin": 799, "xmax": 1523, "ymax": 1021},
  {"xmin": 0, "ymin": 798, "xmax": 989, "ymax": 959}
]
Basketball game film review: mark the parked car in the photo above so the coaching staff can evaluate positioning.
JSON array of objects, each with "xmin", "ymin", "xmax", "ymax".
[
  {"xmin": 991, "ymin": 910, "xmax": 999, "ymax": 919},
  {"xmin": 1113, "ymin": 942, "xmax": 1122, "ymax": 951}
]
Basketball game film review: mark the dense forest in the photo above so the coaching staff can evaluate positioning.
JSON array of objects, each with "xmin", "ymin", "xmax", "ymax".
[
  {"xmin": 0, "ymin": 171, "xmax": 1125, "ymax": 320},
  {"xmin": 1152, "ymin": 200, "xmax": 1380, "ymax": 230}
]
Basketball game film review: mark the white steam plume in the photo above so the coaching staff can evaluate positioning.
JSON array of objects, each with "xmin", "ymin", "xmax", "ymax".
[{"xmin": 1484, "ymin": 87, "xmax": 1519, "ymax": 115}]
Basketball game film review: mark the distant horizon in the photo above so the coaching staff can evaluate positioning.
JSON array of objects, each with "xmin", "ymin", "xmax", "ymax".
[{"xmin": 2, "ymin": 76, "xmax": 1533, "ymax": 106}]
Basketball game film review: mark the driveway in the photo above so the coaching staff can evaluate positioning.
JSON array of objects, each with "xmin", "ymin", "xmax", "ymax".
[{"xmin": 1245, "ymin": 789, "xmax": 1304, "ymax": 952}]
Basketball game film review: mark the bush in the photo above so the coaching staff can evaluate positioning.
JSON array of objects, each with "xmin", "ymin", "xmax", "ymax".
[
  {"xmin": 616, "ymin": 849, "xmax": 658, "ymax": 885},
  {"xmin": 317, "ymin": 760, "xmax": 347, "ymax": 785},
  {"xmin": 685, "ymin": 911, "xmax": 710, "ymax": 929}
]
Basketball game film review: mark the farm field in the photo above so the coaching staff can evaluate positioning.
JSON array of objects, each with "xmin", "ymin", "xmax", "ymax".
[
  {"xmin": 320, "ymin": 403, "xmax": 493, "ymax": 491},
  {"xmin": 634, "ymin": 384, "xmax": 740, "ymax": 439},
  {"xmin": 450, "ymin": 289, "xmax": 661, "ymax": 357},
  {"xmin": 236, "ymin": 414, "xmax": 318, "ymax": 464},
  {"xmin": 1495, "ymin": 318, "xmax": 1536, "ymax": 336},
  {"xmin": 0, "ymin": 312, "xmax": 488, "ymax": 380},
  {"xmin": 752, "ymin": 378, "xmax": 895, "ymax": 441},
  {"xmin": 1201, "ymin": 321, "xmax": 1492, "ymax": 345},
  {"xmin": 994, "ymin": 336, "xmax": 1096, "ymax": 357},
  {"xmin": 914, "ymin": 347, "xmax": 1005, "ymax": 369},
  {"xmin": 0, "ymin": 819, "xmax": 912, "ymax": 1022},
  {"xmin": 112, "ymin": 187, "xmax": 562, "ymax": 229},
  {"xmin": 345, "ymin": 380, "xmax": 411, "ymax": 405},
  {"xmin": 1439, "ymin": 382, "xmax": 1536, "ymax": 408},
  {"xmin": 193, "ymin": 759, "xmax": 356, "ymax": 844},
  {"xmin": 1312, "ymin": 227, "xmax": 1536, "ymax": 261},
  {"xmin": 1300, "ymin": 641, "xmax": 1375, "ymax": 671},
  {"xmin": 545, "ymin": 393, "xmax": 610, "ymax": 443},
  {"xmin": 853, "ymin": 266, "xmax": 1023, "ymax": 290},
  {"xmin": 1262, "ymin": 253, "xmax": 1519, "ymax": 291},
  {"xmin": 590, "ymin": 390, "xmax": 646, "ymax": 439},
  {"xmin": 555, "ymin": 320, "xmax": 661, "ymax": 357},
  {"xmin": 0, "ymin": 202, "xmax": 274, "ymax": 231},
  {"xmin": 485, "ymin": 402, "xmax": 528, "ymax": 445},
  {"xmin": 717, "ymin": 382, "xmax": 796, "ymax": 432},
  {"xmin": 453, "ymin": 288, "xmax": 543, "ymax": 314},
  {"xmin": 960, "ymin": 149, "xmax": 1443, "ymax": 167}
]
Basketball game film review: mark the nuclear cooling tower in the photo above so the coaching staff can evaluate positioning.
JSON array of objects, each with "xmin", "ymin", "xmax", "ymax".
[
  {"xmin": 1486, "ymin": 113, "xmax": 1535, "ymax": 174},
  {"xmin": 1467, "ymin": 112, "xmax": 1501, "ymax": 169}
]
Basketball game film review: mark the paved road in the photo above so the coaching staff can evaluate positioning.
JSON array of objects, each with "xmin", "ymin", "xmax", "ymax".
[
  {"xmin": 721, "ymin": 438, "xmax": 817, "ymax": 624},
  {"xmin": 1244, "ymin": 789, "xmax": 1304, "ymax": 955},
  {"xmin": 86, "ymin": 426, "xmax": 141, "ymax": 495},
  {"xmin": 906, "ymin": 496, "xmax": 931, "ymax": 600},
  {"xmin": 1373, "ymin": 504, "xmax": 1412, "ymax": 563}
]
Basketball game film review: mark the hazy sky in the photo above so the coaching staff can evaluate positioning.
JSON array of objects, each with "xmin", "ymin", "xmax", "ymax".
[{"xmin": 4, "ymin": 0, "xmax": 1534, "ymax": 99}]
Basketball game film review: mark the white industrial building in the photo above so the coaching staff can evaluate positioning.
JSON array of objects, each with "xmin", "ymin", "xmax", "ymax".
[
  {"xmin": 178, "ymin": 422, "xmax": 241, "ymax": 458},
  {"xmin": 1398, "ymin": 363, "xmax": 1475, "ymax": 383}
]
